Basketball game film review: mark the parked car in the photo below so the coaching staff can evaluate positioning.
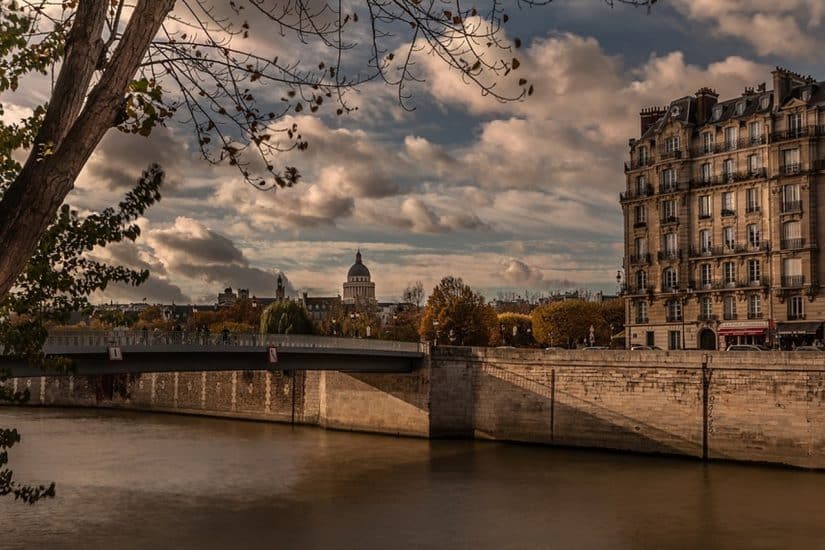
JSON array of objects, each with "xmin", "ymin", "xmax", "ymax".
[
  {"xmin": 793, "ymin": 345, "xmax": 825, "ymax": 352},
  {"xmin": 726, "ymin": 344, "xmax": 769, "ymax": 352},
  {"xmin": 582, "ymin": 346, "xmax": 610, "ymax": 351},
  {"xmin": 543, "ymin": 346, "xmax": 566, "ymax": 351},
  {"xmin": 630, "ymin": 345, "xmax": 663, "ymax": 351}
]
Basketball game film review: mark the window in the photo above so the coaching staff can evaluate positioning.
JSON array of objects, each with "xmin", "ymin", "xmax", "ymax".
[
  {"xmin": 782, "ymin": 184, "xmax": 801, "ymax": 213},
  {"xmin": 636, "ymin": 301, "xmax": 648, "ymax": 323},
  {"xmin": 723, "ymin": 159, "xmax": 736, "ymax": 181},
  {"xmin": 783, "ymin": 258, "xmax": 803, "ymax": 287},
  {"xmin": 700, "ymin": 229, "xmax": 712, "ymax": 254},
  {"xmin": 636, "ymin": 270, "xmax": 647, "ymax": 291},
  {"xmin": 725, "ymin": 126, "xmax": 738, "ymax": 149},
  {"xmin": 702, "ymin": 132, "xmax": 713, "ymax": 154},
  {"xmin": 638, "ymin": 146, "xmax": 649, "ymax": 164},
  {"xmin": 671, "ymin": 106, "xmax": 681, "ymax": 117},
  {"xmin": 723, "ymin": 226, "xmax": 735, "ymax": 250},
  {"xmin": 662, "ymin": 199, "xmax": 677, "ymax": 221},
  {"xmin": 664, "ymin": 136, "xmax": 679, "ymax": 153},
  {"xmin": 746, "ymin": 188, "xmax": 759, "ymax": 212},
  {"xmin": 747, "ymin": 224, "xmax": 760, "ymax": 248},
  {"xmin": 634, "ymin": 205, "xmax": 646, "ymax": 224},
  {"xmin": 782, "ymin": 148, "xmax": 800, "ymax": 174},
  {"xmin": 722, "ymin": 191, "xmax": 735, "ymax": 215},
  {"xmin": 663, "ymin": 267, "xmax": 678, "ymax": 291},
  {"xmin": 723, "ymin": 295, "xmax": 737, "ymax": 320},
  {"xmin": 713, "ymin": 105, "xmax": 723, "ymax": 120},
  {"xmin": 667, "ymin": 299, "xmax": 682, "ymax": 322},
  {"xmin": 700, "ymin": 263, "xmax": 713, "ymax": 288},
  {"xmin": 760, "ymin": 96, "xmax": 770, "ymax": 110},
  {"xmin": 668, "ymin": 330, "xmax": 681, "ymax": 350},
  {"xmin": 701, "ymin": 163, "xmax": 712, "ymax": 183},
  {"xmin": 634, "ymin": 236, "xmax": 647, "ymax": 257},
  {"xmin": 748, "ymin": 294, "xmax": 761, "ymax": 319},
  {"xmin": 661, "ymin": 168, "xmax": 677, "ymax": 191},
  {"xmin": 749, "ymin": 121, "xmax": 762, "ymax": 144},
  {"xmin": 735, "ymin": 101, "xmax": 745, "ymax": 116},
  {"xmin": 788, "ymin": 112, "xmax": 803, "ymax": 135},
  {"xmin": 747, "ymin": 259, "xmax": 761, "ymax": 284},
  {"xmin": 723, "ymin": 261, "xmax": 736, "ymax": 286},
  {"xmin": 635, "ymin": 175, "xmax": 648, "ymax": 195},
  {"xmin": 788, "ymin": 295, "xmax": 804, "ymax": 320},
  {"xmin": 664, "ymin": 233, "xmax": 678, "ymax": 255},
  {"xmin": 782, "ymin": 221, "xmax": 801, "ymax": 248},
  {"xmin": 747, "ymin": 154, "xmax": 761, "ymax": 175},
  {"xmin": 699, "ymin": 195, "xmax": 711, "ymax": 218},
  {"xmin": 700, "ymin": 297, "xmax": 713, "ymax": 320}
]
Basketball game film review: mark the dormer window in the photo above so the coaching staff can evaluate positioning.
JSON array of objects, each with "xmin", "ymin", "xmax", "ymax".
[
  {"xmin": 735, "ymin": 101, "xmax": 745, "ymax": 116},
  {"xmin": 802, "ymin": 89, "xmax": 811, "ymax": 101},
  {"xmin": 712, "ymin": 105, "xmax": 723, "ymax": 120},
  {"xmin": 671, "ymin": 106, "xmax": 681, "ymax": 117},
  {"xmin": 760, "ymin": 96, "xmax": 770, "ymax": 110}
]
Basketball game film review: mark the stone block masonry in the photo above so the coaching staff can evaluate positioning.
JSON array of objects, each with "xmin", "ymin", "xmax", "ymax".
[{"xmin": 7, "ymin": 349, "xmax": 825, "ymax": 469}]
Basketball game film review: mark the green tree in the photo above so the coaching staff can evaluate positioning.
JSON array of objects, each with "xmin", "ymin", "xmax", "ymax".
[
  {"xmin": 532, "ymin": 300, "xmax": 608, "ymax": 348},
  {"xmin": 419, "ymin": 276, "xmax": 496, "ymax": 346},
  {"xmin": 260, "ymin": 300, "xmax": 315, "ymax": 335}
]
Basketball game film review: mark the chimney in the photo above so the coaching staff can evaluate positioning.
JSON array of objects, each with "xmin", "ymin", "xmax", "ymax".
[
  {"xmin": 773, "ymin": 67, "xmax": 815, "ymax": 108},
  {"xmin": 639, "ymin": 106, "xmax": 667, "ymax": 136},
  {"xmin": 694, "ymin": 87, "xmax": 719, "ymax": 124}
]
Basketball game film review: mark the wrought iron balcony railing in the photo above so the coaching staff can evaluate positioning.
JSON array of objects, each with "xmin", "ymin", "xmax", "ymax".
[{"xmin": 781, "ymin": 275, "xmax": 805, "ymax": 287}]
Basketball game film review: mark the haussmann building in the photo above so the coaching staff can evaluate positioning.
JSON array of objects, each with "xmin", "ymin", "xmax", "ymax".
[{"xmin": 621, "ymin": 67, "xmax": 825, "ymax": 350}]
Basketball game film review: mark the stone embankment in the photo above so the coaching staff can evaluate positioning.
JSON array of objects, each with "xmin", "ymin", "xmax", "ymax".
[{"xmin": 7, "ymin": 348, "xmax": 825, "ymax": 469}]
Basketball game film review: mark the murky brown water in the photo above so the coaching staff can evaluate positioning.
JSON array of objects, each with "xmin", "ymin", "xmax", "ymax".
[{"xmin": 2, "ymin": 407, "xmax": 825, "ymax": 549}]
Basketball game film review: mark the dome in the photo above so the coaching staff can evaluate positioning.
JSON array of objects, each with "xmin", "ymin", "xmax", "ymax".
[{"xmin": 347, "ymin": 250, "xmax": 371, "ymax": 279}]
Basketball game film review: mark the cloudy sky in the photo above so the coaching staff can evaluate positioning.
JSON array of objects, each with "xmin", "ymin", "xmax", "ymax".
[{"xmin": 6, "ymin": 0, "xmax": 825, "ymax": 304}]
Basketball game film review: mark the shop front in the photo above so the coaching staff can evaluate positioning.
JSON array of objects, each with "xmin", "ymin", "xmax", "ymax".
[
  {"xmin": 776, "ymin": 321, "xmax": 824, "ymax": 350},
  {"xmin": 717, "ymin": 320, "xmax": 771, "ymax": 349}
]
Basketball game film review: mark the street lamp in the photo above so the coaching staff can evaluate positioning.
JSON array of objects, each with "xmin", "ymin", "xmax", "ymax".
[
  {"xmin": 331, "ymin": 318, "xmax": 337, "ymax": 336},
  {"xmin": 433, "ymin": 320, "xmax": 440, "ymax": 347}
]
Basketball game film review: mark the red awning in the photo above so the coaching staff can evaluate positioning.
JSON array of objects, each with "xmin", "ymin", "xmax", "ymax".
[{"xmin": 718, "ymin": 327, "xmax": 767, "ymax": 336}]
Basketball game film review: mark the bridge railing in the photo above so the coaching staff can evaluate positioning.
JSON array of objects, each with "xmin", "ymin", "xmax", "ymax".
[{"xmin": 43, "ymin": 331, "xmax": 426, "ymax": 354}]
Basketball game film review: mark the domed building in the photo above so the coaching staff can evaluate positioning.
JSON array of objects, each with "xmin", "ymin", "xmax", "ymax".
[{"xmin": 343, "ymin": 250, "xmax": 376, "ymax": 304}]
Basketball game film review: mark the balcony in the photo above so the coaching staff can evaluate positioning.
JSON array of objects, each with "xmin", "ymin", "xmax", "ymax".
[
  {"xmin": 723, "ymin": 312, "xmax": 738, "ymax": 321},
  {"xmin": 666, "ymin": 314, "xmax": 683, "ymax": 323},
  {"xmin": 660, "ymin": 216, "xmax": 679, "ymax": 226},
  {"xmin": 657, "ymin": 249, "xmax": 681, "ymax": 262},
  {"xmin": 781, "ymin": 275, "xmax": 805, "ymax": 287},
  {"xmin": 698, "ymin": 213, "xmax": 712, "ymax": 220},
  {"xmin": 629, "ymin": 253, "xmax": 651, "ymax": 265},
  {"xmin": 659, "ymin": 149, "xmax": 682, "ymax": 161},
  {"xmin": 741, "ymin": 277, "xmax": 769, "ymax": 288},
  {"xmin": 692, "ymin": 169, "xmax": 767, "ymax": 189},
  {"xmin": 747, "ymin": 311, "xmax": 764, "ymax": 320},
  {"xmin": 658, "ymin": 182, "xmax": 681, "ymax": 195},
  {"xmin": 781, "ymin": 201, "xmax": 802, "ymax": 214},
  {"xmin": 690, "ymin": 135, "xmax": 767, "ymax": 157},
  {"xmin": 688, "ymin": 243, "xmax": 769, "ymax": 259},
  {"xmin": 781, "ymin": 238, "xmax": 805, "ymax": 250},
  {"xmin": 625, "ymin": 285, "xmax": 648, "ymax": 295},
  {"xmin": 698, "ymin": 313, "xmax": 718, "ymax": 321},
  {"xmin": 770, "ymin": 125, "xmax": 825, "ymax": 143},
  {"xmin": 746, "ymin": 205, "xmax": 761, "ymax": 214},
  {"xmin": 620, "ymin": 184, "xmax": 654, "ymax": 201},
  {"xmin": 788, "ymin": 313, "xmax": 806, "ymax": 321},
  {"xmin": 625, "ymin": 158, "xmax": 655, "ymax": 171},
  {"xmin": 780, "ymin": 163, "xmax": 802, "ymax": 176},
  {"xmin": 635, "ymin": 316, "xmax": 649, "ymax": 324},
  {"xmin": 633, "ymin": 221, "xmax": 647, "ymax": 229},
  {"xmin": 661, "ymin": 283, "xmax": 680, "ymax": 293},
  {"xmin": 721, "ymin": 208, "xmax": 736, "ymax": 217}
]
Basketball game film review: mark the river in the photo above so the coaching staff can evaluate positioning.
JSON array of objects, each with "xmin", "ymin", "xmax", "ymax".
[{"xmin": 2, "ymin": 408, "xmax": 825, "ymax": 549}]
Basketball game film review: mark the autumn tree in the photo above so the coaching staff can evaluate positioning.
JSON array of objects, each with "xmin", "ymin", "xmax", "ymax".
[
  {"xmin": 260, "ymin": 300, "xmax": 315, "ymax": 335},
  {"xmin": 599, "ymin": 299, "xmax": 625, "ymax": 336},
  {"xmin": 419, "ymin": 276, "xmax": 496, "ymax": 346},
  {"xmin": 0, "ymin": 0, "xmax": 654, "ymax": 300},
  {"xmin": 402, "ymin": 281, "xmax": 425, "ymax": 309},
  {"xmin": 531, "ymin": 300, "xmax": 609, "ymax": 348},
  {"xmin": 490, "ymin": 312, "xmax": 534, "ymax": 347}
]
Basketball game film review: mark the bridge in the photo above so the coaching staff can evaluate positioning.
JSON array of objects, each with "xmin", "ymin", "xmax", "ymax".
[{"xmin": 1, "ymin": 331, "xmax": 428, "ymax": 377}]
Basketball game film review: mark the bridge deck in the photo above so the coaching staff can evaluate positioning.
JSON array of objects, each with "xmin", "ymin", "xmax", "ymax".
[{"xmin": 2, "ymin": 332, "xmax": 427, "ymax": 377}]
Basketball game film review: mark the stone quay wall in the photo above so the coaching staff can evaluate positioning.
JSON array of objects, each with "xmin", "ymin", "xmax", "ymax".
[{"xmin": 7, "ymin": 348, "xmax": 825, "ymax": 468}]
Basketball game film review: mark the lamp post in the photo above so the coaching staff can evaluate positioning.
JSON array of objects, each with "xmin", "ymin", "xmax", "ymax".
[
  {"xmin": 331, "ymin": 318, "xmax": 337, "ymax": 337},
  {"xmin": 433, "ymin": 320, "xmax": 440, "ymax": 347}
]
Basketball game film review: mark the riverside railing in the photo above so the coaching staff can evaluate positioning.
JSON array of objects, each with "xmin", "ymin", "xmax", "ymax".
[{"xmin": 42, "ymin": 331, "xmax": 426, "ymax": 354}]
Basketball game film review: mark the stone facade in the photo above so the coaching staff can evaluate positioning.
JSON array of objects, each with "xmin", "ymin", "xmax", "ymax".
[
  {"xmin": 621, "ymin": 68, "xmax": 825, "ymax": 350},
  {"xmin": 11, "ymin": 348, "xmax": 825, "ymax": 468}
]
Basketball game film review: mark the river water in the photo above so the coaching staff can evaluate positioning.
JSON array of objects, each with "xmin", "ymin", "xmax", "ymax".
[{"xmin": 3, "ymin": 408, "xmax": 825, "ymax": 550}]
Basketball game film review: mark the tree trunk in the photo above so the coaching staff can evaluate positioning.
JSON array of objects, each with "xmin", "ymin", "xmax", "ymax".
[{"xmin": 0, "ymin": 0, "xmax": 176, "ymax": 298}]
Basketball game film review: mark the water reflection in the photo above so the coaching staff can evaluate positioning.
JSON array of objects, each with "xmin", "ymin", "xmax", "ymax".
[{"xmin": 3, "ymin": 408, "xmax": 824, "ymax": 550}]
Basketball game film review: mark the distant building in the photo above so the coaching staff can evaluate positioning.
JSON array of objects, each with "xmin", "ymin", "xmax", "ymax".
[
  {"xmin": 342, "ymin": 250, "xmax": 376, "ymax": 304},
  {"xmin": 300, "ymin": 293, "xmax": 342, "ymax": 322}
]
